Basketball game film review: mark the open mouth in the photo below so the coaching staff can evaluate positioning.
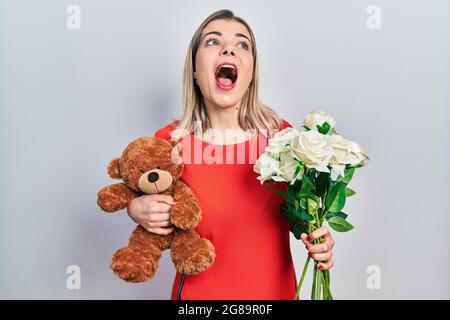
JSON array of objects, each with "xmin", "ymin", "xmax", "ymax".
[{"xmin": 214, "ymin": 63, "xmax": 238, "ymax": 89}]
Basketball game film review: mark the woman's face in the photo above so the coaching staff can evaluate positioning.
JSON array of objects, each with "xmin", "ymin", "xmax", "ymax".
[{"xmin": 194, "ymin": 19, "xmax": 254, "ymax": 110}]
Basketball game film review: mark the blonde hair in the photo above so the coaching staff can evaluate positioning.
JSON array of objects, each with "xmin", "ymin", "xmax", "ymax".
[{"xmin": 172, "ymin": 9, "xmax": 282, "ymax": 139}]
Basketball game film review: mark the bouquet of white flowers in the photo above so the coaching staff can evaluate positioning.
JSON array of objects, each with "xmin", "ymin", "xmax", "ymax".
[{"xmin": 254, "ymin": 111, "xmax": 369, "ymax": 300}]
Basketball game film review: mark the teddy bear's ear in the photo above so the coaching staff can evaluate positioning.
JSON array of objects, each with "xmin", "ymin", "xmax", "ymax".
[
  {"xmin": 168, "ymin": 139, "xmax": 179, "ymax": 147},
  {"xmin": 169, "ymin": 139, "xmax": 183, "ymax": 164},
  {"xmin": 107, "ymin": 157, "xmax": 122, "ymax": 179}
]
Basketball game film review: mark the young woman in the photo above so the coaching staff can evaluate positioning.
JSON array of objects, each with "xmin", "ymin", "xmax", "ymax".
[{"xmin": 127, "ymin": 9, "xmax": 335, "ymax": 300}]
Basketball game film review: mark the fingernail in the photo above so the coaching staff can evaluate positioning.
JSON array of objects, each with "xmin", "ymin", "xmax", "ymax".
[
  {"xmin": 306, "ymin": 235, "xmax": 312, "ymax": 241},
  {"xmin": 318, "ymin": 265, "xmax": 324, "ymax": 270}
]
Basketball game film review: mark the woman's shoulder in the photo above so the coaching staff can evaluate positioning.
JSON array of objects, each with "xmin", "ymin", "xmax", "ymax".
[{"xmin": 154, "ymin": 119, "xmax": 180, "ymax": 140}]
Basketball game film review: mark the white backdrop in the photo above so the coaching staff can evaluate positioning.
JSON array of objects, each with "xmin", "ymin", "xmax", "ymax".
[{"xmin": 1, "ymin": 0, "xmax": 449, "ymax": 299}]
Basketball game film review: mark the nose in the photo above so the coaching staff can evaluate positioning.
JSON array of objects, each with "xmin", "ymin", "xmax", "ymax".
[
  {"xmin": 147, "ymin": 172, "xmax": 159, "ymax": 183},
  {"xmin": 221, "ymin": 45, "xmax": 235, "ymax": 56}
]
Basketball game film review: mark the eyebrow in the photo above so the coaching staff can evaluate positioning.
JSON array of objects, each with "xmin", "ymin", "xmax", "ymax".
[{"xmin": 202, "ymin": 31, "xmax": 251, "ymax": 43}]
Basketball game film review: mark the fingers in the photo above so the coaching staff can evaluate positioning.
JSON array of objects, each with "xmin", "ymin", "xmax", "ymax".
[
  {"xmin": 301, "ymin": 227, "xmax": 336, "ymax": 270},
  {"xmin": 147, "ymin": 212, "xmax": 171, "ymax": 223},
  {"xmin": 147, "ymin": 220, "xmax": 172, "ymax": 228},
  {"xmin": 300, "ymin": 233, "xmax": 309, "ymax": 246},
  {"xmin": 304, "ymin": 236, "xmax": 334, "ymax": 253},
  {"xmin": 301, "ymin": 227, "xmax": 335, "ymax": 252},
  {"xmin": 305, "ymin": 242, "xmax": 331, "ymax": 254},
  {"xmin": 308, "ymin": 251, "xmax": 332, "ymax": 262},
  {"xmin": 146, "ymin": 201, "xmax": 172, "ymax": 214},
  {"xmin": 307, "ymin": 226, "xmax": 332, "ymax": 242},
  {"xmin": 146, "ymin": 227, "xmax": 174, "ymax": 235},
  {"xmin": 317, "ymin": 259, "xmax": 334, "ymax": 270},
  {"xmin": 143, "ymin": 194, "xmax": 177, "ymax": 206}
]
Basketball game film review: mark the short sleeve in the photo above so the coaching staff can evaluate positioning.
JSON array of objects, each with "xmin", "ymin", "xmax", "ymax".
[
  {"xmin": 154, "ymin": 120, "xmax": 180, "ymax": 140},
  {"xmin": 281, "ymin": 119, "xmax": 293, "ymax": 129}
]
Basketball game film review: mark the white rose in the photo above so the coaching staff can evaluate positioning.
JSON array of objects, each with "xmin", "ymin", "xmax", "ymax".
[
  {"xmin": 265, "ymin": 127, "xmax": 300, "ymax": 154},
  {"xmin": 330, "ymin": 134, "xmax": 356, "ymax": 165},
  {"xmin": 278, "ymin": 151, "xmax": 304, "ymax": 184},
  {"xmin": 304, "ymin": 110, "xmax": 336, "ymax": 134},
  {"xmin": 254, "ymin": 152, "xmax": 283, "ymax": 184},
  {"xmin": 348, "ymin": 140, "xmax": 370, "ymax": 166},
  {"xmin": 290, "ymin": 130, "xmax": 333, "ymax": 173},
  {"xmin": 329, "ymin": 135, "xmax": 369, "ymax": 179},
  {"xmin": 330, "ymin": 164, "xmax": 345, "ymax": 181}
]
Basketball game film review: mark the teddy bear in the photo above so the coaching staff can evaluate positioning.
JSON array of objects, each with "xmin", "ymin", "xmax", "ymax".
[{"xmin": 97, "ymin": 136, "xmax": 215, "ymax": 283}]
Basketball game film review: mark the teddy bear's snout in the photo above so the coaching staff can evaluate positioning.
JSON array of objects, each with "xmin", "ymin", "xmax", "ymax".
[{"xmin": 138, "ymin": 169, "xmax": 173, "ymax": 194}]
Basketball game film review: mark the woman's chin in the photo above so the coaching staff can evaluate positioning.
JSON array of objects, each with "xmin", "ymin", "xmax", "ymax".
[{"xmin": 209, "ymin": 96, "xmax": 241, "ymax": 109}]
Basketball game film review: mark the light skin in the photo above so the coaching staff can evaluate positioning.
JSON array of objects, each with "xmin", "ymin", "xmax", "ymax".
[{"xmin": 127, "ymin": 19, "xmax": 335, "ymax": 270}]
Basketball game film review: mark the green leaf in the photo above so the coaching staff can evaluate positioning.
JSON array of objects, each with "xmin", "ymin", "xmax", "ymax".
[
  {"xmin": 300, "ymin": 173, "xmax": 320, "ymax": 202},
  {"xmin": 315, "ymin": 171, "xmax": 330, "ymax": 197},
  {"xmin": 345, "ymin": 187, "xmax": 356, "ymax": 197},
  {"xmin": 316, "ymin": 121, "xmax": 331, "ymax": 135},
  {"xmin": 291, "ymin": 221, "xmax": 308, "ymax": 239},
  {"xmin": 299, "ymin": 207, "xmax": 315, "ymax": 221},
  {"xmin": 280, "ymin": 205, "xmax": 299, "ymax": 224},
  {"xmin": 338, "ymin": 167, "xmax": 355, "ymax": 184},
  {"xmin": 307, "ymin": 198, "xmax": 318, "ymax": 212},
  {"xmin": 302, "ymin": 125, "xmax": 311, "ymax": 131},
  {"xmin": 281, "ymin": 204, "xmax": 315, "ymax": 224},
  {"xmin": 265, "ymin": 181, "xmax": 297, "ymax": 206},
  {"xmin": 300, "ymin": 197, "xmax": 307, "ymax": 209},
  {"xmin": 293, "ymin": 163, "xmax": 304, "ymax": 179},
  {"xmin": 306, "ymin": 169, "xmax": 316, "ymax": 181},
  {"xmin": 328, "ymin": 216, "xmax": 354, "ymax": 232},
  {"xmin": 326, "ymin": 211, "xmax": 348, "ymax": 220},
  {"xmin": 325, "ymin": 181, "xmax": 346, "ymax": 213},
  {"xmin": 300, "ymin": 176, "xmax": 317, "ymax": 200},
  {"xmin": 348, "ymin": 163, "xmax": 364, "ymax": 169}
]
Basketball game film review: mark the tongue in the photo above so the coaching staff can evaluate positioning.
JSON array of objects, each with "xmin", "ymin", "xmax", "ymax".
[{"xmin": 217, "ymin": 76, "xmax": 232, "ymax": 86}]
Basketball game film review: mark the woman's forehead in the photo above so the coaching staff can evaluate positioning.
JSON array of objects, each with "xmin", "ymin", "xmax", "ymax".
[{"xmin": 201, "ymin": 19, "xmax": 251, "ymax": 39}]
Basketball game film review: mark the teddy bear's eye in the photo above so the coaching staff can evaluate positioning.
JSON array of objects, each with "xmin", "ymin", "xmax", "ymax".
[{"xmin": 156, "ymin": 166, "xmax": 161, "ymax": 169}]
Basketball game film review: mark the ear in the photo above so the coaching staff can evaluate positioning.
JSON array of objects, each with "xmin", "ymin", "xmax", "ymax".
[
  {"xmin": 169, "ymin": 140, "xmax": 183, "ymax": 167},
  {"xmin": 168, "ymin": 139, "xmax": 179, "ymax": 147},
  {"xmin": 107, "ymin": 157, "xmax": 122, "ymax": 179}
]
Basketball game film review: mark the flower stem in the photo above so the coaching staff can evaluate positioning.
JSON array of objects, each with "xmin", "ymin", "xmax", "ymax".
[
  {"xmin": 317, "ymin": 269, "xmax": 322, "ymax": 299},
  {"xmin": 293, "ymin": 256, "xmax": 311, "ymax": 300},
  {"xmin": 311, "ymin": 260, "xmax": 317, "ymax": 300}
]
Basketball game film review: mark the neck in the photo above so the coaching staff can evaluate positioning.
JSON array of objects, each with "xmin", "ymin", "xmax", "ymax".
[
  {"xmin": 203, "ymin": 100, "xmax": 241, "ymax": 131},
  {"xmin": 201, "ymin": 99, "xmax": 254, "ymax": 144}
]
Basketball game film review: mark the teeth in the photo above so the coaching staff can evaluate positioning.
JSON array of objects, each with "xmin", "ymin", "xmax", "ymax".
[
  {"xmin": 220, "ymin": 64, "xmax": 235, "ymax": 69},
  {"xmin": 215, "ymin": 64, "xmax": 236, "ymax": 77}
]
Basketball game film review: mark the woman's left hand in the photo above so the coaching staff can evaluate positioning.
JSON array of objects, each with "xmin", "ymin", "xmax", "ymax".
[{"xmin": 300, "ymin": 226, "xmax": 335, "ymax": 270}]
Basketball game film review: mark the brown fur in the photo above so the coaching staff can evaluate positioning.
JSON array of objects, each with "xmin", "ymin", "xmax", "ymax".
[{"xmin": 97, "ymin": 136, "xmax": 215, "ymax": 283}]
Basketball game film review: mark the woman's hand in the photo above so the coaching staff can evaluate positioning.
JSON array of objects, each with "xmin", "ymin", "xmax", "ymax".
[
  {"xmin": 127, "ymin": 194, "xmax": 176, "ymax": 235},
  {"xmin": 301, "ymin": 226, "xmax": 335, "ymax": 270}
]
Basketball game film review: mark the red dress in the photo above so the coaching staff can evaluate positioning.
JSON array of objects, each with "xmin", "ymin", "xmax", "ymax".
[{"xmin": 155, "ymin": 119, "xmax": 297, "ymax": 300}]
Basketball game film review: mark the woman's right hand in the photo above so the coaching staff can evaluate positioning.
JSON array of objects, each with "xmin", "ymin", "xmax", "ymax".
[{"xmin": 127, "ymin": 194, "xmax": 176, "ymax": 235}]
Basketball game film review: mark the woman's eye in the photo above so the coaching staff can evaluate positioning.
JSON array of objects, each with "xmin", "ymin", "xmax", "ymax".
[
  {"xmin": 237, "ymin": 42, "xmax": 249, "ymax": 50},
  {"xmin": 206, "ymin": 39, "xmax": 219, "ymax": 46}
]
